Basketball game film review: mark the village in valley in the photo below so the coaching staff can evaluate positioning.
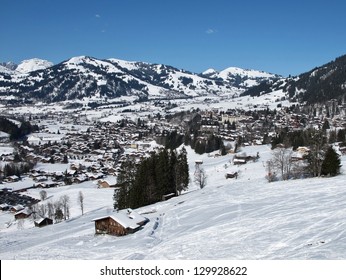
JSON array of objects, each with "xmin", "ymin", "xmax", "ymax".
[{"xmin": 1, "ymin": 95, "xmax": 346, "ymax": 258}]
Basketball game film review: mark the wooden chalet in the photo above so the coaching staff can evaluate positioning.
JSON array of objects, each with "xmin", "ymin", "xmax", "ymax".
[
  {"xmin": 10, "ymin": 204, "xmax": 24, "ymax": 213},
  {"xmin": 97, "ymin": 177, "xmax": 117, "ymax": 188},
  {"xmin": 233, "ymin": 153, "xmax": 258, "ymax": 165},
  {"xmin": 34, "ymin": 217, "xmax": 53, "ymax": 227},
  {"xmin": 93, "ymin": 209, "xmax": 148, "ymax": 236},
  {"xmin": 0, "ymin": 203, "xmax": 10, "ymax": 211},
  {"xmin": 225, "ymin": 172, "xmax": 238, "ymax": 179},
  {"xmin": 14, "ymin": 208, "xmax": 32, "ymax": 219},
  {"xmin": 5, "ymin": 175, "xmax": 20, "ymax": 183}
]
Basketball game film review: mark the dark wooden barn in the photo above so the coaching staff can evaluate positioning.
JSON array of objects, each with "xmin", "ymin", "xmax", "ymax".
[
  {"xmin": 34, "ymin": 217, "xmax": 53, "ymax": 227},
  {"xmin": 93, "ymin": 209, "xmax": 148, "ymax": 236}
]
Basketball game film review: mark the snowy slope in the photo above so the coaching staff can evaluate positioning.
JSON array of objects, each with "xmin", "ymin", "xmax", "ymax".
[{"xmin": 1, "ymin": 145, "xmax": 346, "ymax": 260}]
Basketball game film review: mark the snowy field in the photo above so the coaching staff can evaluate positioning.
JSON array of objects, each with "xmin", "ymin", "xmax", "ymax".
[{"xmin": 1, "ymin": 145, "xmax": 346, "ymax": 260}]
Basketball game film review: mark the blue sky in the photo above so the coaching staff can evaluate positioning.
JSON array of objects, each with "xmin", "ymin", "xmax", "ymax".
[{"xmin": 1, "ymin": 0, "xmax": 346, "ymax": 76}]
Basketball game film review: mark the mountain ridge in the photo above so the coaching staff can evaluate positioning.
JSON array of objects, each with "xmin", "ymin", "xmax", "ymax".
[{"xmin": 0, "ymin": 56, "xmax": 279, "ymax": 103}]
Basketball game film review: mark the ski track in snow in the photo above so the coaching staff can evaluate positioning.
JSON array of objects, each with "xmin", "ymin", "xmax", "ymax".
[{"xmin": 1, "ymin": 145, "xmax": 346, "ymax": 259}]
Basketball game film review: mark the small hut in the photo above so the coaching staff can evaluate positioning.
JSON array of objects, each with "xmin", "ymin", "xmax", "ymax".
[{"xmin": 34, "ymin": 217, "xmax": 53, "ymax": 227}]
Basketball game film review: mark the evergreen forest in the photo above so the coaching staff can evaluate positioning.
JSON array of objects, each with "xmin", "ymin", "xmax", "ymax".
[{"xmin": 113, "ymin": 147, "xmax": 189, "ymax": 210}]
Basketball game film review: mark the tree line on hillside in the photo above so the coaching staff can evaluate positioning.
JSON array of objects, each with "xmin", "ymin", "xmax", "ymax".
[
  {"xmin": 155, "ymin": 128, "xmax": 226, "ymax": 155},
  {"xmin": 271, "ymin": 126, "xmax": 346, "ymax": 150},
  {"xmin": 186, "ymin": 133, "xmax": 226, "ymax": 155},
  {"xmin": 267, "ymin": 127, "xmax": 342, "ymax": 181},
  {"xmin": 286, "ymin": 55, "xmax": 346, "ymax": 104},
  {"xmin": 113, "ymin": 147, "xmax": 189, "ymax": 210},
  {"xmin": 0, "ymin": 162, "xmax": 35, "ymax": 179},
  {"xmin": 0, "ymin": 117, "xmax": 39, "ymax": 140}
]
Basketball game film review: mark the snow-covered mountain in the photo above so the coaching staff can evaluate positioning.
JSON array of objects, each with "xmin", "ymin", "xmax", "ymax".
[
  {"xmin": 202, "ymin": 66, "xmax": 278, "ymax": 88},
  {"xmin": 0, "ymin": 56, "xmax": 279, "ymax": 103},
  {"xmin": 0, "ymin": 62, "xmax": 18, "ymax": 72},
  {"xmin": 16, "ymin": 58, "xmax": 53, "ymax": 73},
  {"xmin": 0, "ymin": 65, "xmax": 16, "ymax": 75}
]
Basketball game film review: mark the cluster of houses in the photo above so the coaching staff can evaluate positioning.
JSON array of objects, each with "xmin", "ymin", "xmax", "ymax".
[
  {"xmin": 1, "ymin": 101, "xmax": 346, "ymax": 236},
  {"xmin": 0, "ymin": 188, "xmax": 40, "ymax": 213},
  {"xmin": 196, "ymin": 106, "xmax": 346, "ymax": 149},
  {"xmin": 0, "ymin": 188, "xmax": 51, "ymax": 226}
]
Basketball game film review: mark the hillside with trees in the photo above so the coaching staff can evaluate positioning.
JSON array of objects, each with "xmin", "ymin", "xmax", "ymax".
[
  {"xmin": 0, "ymin": 117, "xmax": 39, "ymax": 140},
  {"xmin": 113, "ymin": 147, "xmax": 189, "ymax": 210},
  {"xmin": 285, "ymin": 54, "xmax": 346, "ymax": 104},
  {"xmin": 241, "ymin": 54, "xmax": 346, "ymax": 105}
]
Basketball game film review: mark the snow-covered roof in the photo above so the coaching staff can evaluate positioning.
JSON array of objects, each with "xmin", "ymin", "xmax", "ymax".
[
  {"xmin": 15, "ymin": 208, "xmax": 32, "ymax": 216},
  {"xmin": 11, "ymin": 204, "xmax": 24, "ymax": 210},
  {"xmin": 35, "ymin": 217, "xmax": 52, "ymax": 224}
]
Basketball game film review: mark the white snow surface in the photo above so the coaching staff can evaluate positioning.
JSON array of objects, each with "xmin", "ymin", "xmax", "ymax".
[
  {"xmin": 16, "ymin": 58, "xmax": 53, "ymax": 73},
  {"xmin": 1, "ymin": 145, "xmax": 346, "ymax": 260}
]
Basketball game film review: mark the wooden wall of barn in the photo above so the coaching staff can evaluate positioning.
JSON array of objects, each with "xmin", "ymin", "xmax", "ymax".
[{"xmin": 95, "ymin": 217, "xmax": 128, "ymax": 236}]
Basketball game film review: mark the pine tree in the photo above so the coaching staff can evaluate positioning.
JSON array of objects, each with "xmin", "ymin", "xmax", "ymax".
[
  {"xmin": 337, "ymin": 129, "xmax": 346, "ymax": 143},
  {"xmin": 321, "ymin": 146, "xmax": 341, "ymax": 176},
  {"xmin": 322, "ymin": 119, "xmax": 330, "ymax": 131},
  {"xmin": 169, "ymin": 149, "xmax": 177, "ymax": 192},
  {"xmin": 175, "ymin": 147, "xmax": 189, "ymax": 195},
  {"xmin": 156, "ymin": 148, "xmax": 173, "ymax": 195}
]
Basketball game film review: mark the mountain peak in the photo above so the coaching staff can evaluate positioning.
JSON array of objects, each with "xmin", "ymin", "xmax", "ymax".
[
  {"xmin": 202, "ymin": 68, "xmax": 218, "ymax": 76},
  {"xmin": 16, "ymin": 58, "xmax": 53, "ymax": 73}
]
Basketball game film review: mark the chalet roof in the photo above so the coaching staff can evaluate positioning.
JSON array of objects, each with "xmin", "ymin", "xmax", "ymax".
[
  {"xmin": 15, "ymin": 207, "xmax": 31, "ymax": 216},
  {"xmin": 233, "ymin": 158, "xmax": 246, "ymax": 163},
  {"xmin": 11, "ymin": 204, "xmax": 24, "ymax": 211},
  {"xmin": 35, "ymin": 217, "xmax": 53, "ymax": 224},
  {"xmin": 98, "ymin": 176, "xmax": 117, "ymax": 186}
]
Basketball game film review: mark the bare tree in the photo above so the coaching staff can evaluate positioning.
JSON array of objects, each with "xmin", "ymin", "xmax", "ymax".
[
  {"xmin": 60, "ymin": 195, "xmax": 70, "ymax": 220},
  {"xmin": 47, "ymin": 202, "xmax": 55, "ymax": 220},
  {"xmin": 194, "ymin": 168, "xmax": 207, "ymax": 189},
  {"xmin": 39, "ymin": 190, "xmax": 47, "ymax": 201},
  {"xmin": 54, "ymin": 200, "xmax": 63, "ymax": 223},
  {"xmin": 29, "ymin": 204, "xmax": 39, "ymax": 220},
  {"xmin": 78, "ymin": 191, "xmax": 84, "ymax": 215},
  {"xmin": 271, "ymin": 147, "xmax": 294, "ymax": 180},
  {"xmin": 37, "ymin": 204, "xmax": 48, "ymax": 218},
  {"xmin": 265, "ymin": 159, "xmax": 277, "ymax": 182}
]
